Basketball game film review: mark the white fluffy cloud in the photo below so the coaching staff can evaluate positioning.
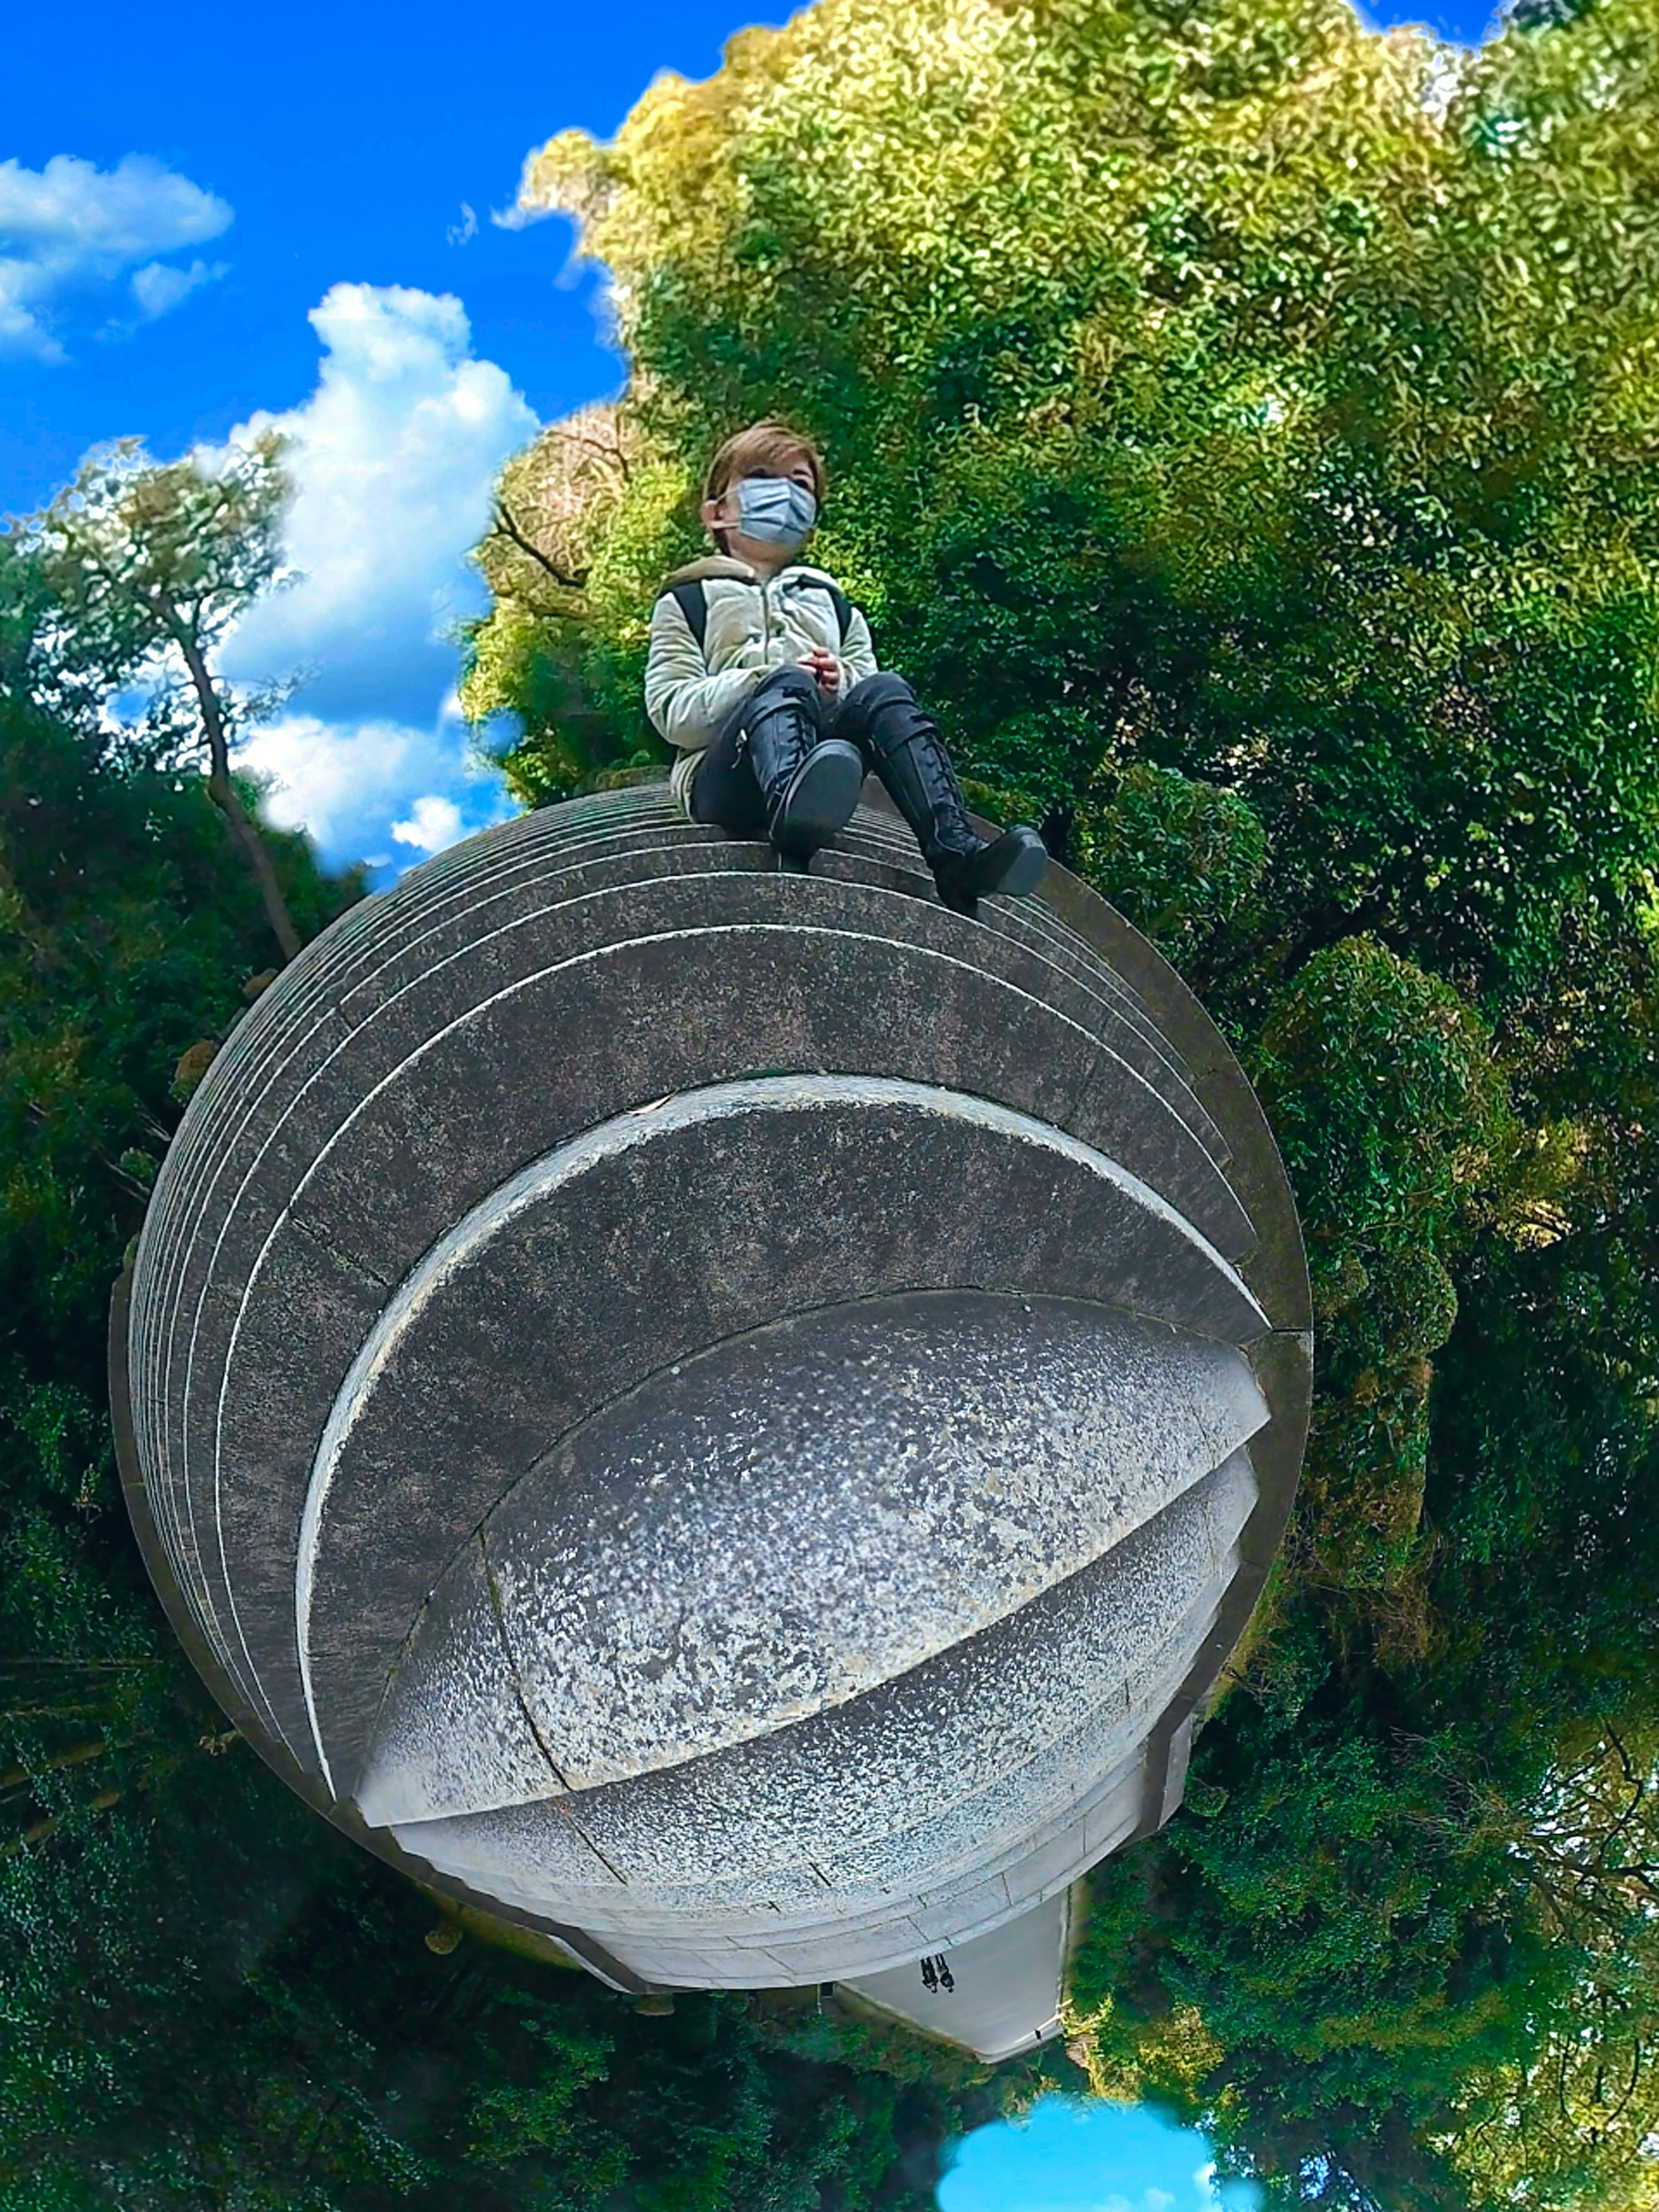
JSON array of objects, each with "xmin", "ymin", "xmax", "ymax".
[
  {"xmin": 391, "ymin": 793, "xmax": 466, "ymax": 853},
  {"xmin": 221, "ymin": 283, "xmax": 538, "ymax": 875},
  {"xmin": 225, "ymin": 283, "xmax": 536, "ymax": 724},
  {"xmin": 0, "ymin": 153, "xmax": 231, "ymax": 360},
  {"xmin": 235, "ymin": 710, "xmax": 512, "ymax": 875},
  {"xmin": 128, "ymin": 255, "xmax": 224, "ymax": 324}
]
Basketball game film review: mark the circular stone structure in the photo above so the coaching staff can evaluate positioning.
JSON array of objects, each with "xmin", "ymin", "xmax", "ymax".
[{"xmin": 111, "ymin": 785, "xmax": 1310, "ymax": 2032}]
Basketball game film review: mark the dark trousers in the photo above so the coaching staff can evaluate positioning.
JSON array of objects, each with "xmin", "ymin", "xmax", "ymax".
[{"xmin": 689, "ymin": 665, "xmax": 919, "ymax": 837}]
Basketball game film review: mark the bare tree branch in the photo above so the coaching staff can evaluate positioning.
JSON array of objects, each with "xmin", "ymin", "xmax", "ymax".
[{"xmin": 493, "ymin": 499, "xmax": 586, "ymax": 593}]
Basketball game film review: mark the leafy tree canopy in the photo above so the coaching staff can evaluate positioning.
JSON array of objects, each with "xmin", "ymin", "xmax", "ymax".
[
  {"xmin": 19, "ymin": 436, "xmax": 305, "ymax": 960},
  {"xmin": 461, "ymin": 0, "xmax": 1659, "ymax": 2201}
]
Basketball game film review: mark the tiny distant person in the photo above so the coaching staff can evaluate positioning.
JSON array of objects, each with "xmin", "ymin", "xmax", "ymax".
[{"xmin": 643, "ymin": 419, "xmax": 1048, "ymax": 915}]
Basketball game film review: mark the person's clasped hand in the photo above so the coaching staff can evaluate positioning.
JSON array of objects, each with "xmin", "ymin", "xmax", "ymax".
[{"xmin": 797, "ymin": 647, "xmax": 840, "ymax": 693}]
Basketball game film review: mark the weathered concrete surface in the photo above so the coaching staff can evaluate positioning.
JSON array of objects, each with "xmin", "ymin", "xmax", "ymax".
[
  {"xmin": 304, "ymin": 1077, "xmax": 1266, "ymax": 1800},
  {"xmin": 356, "ymin": 1297, "xmax": 1263, "ymax": 1825},
  {"xmin": 371, "ymin": 1433, "xmax": 1258, "ymax": 1988},
  {"xmin": 842, "ymin": 1888, "xmax": 1072, "ymax": 2063},
  {"xmin": 113, "ymin": 783, "xmax": 1312, "ymax": 2045}
]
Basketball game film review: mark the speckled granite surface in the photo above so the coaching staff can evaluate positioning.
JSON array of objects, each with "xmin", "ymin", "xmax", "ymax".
[{"xmin": 112, "ymin": 785, "xmax": 1310, "ymax": 2030}]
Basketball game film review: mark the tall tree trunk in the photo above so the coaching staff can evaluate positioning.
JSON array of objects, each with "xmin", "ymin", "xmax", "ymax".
[{"xmin": 173, "ymin": 624, "xmax": 302, "ymax": 963}]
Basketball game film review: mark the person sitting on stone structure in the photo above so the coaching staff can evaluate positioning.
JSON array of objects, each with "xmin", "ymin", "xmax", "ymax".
[{"xmin": 642, "ymin": 418, "xmax": 1048, "ymax": 916}]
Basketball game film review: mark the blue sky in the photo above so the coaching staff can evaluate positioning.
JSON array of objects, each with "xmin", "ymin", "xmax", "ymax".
[
  {"xmin": 4, "ymin": 0, "xmax": 801, "ymax": 876},
  {"xmin": 2, "ymin": 0, "xmax": 1503, "ymax": 883},
  {"xmin": 940, "ymin": 2095, "xmax": 1263, "ymax": 2212}
]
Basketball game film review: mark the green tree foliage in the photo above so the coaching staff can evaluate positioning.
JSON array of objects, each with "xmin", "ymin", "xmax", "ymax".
[
  {"xmin": 0, "ymin": 524, "xmax": 1020, "ymax": 2205},
  {"xmin": 479, "ymin": 0, "xmax": 1659, "ymax": 994},
  {"xmin": 1071, "ymin": 762, "xmax": 1268, "ymax": 969},
  {"xmin": 23, "ymin": 436, "xmax": 304, "ymax": 960},
  {"xmin": 460, "ymin": 0, "xmax": 1659, "ymax": 2199},
  {"xmin": 461, "ymin": 404, "xmax": 682, "ymax": 806}
]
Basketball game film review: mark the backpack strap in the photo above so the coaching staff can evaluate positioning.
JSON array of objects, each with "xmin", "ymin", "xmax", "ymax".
[
  {"xmin": 667, "ymin": 580, "xmax": 709, "ymax": 658},
  {"xmin": 667, "ymin": 575, "xmax": 853, "ymax": 659}
]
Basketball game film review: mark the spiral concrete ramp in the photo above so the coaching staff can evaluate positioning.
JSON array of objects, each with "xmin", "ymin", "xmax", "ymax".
[{"xmin": 111, "ymin": 784, "xmax": 1310, "ymax": 2058}]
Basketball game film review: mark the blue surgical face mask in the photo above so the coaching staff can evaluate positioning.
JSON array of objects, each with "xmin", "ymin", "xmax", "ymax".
[{"xmin": 732, "ymin": 474, "xmax": 817, "ymax": 549}]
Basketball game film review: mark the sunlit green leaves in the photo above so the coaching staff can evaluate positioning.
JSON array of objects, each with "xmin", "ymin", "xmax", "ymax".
[{"xmin": 477, "ymin": 0, "xmax": 1659, "ymax": 2200}]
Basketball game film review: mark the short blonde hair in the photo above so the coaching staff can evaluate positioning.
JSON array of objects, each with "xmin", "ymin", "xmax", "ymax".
[{"xmin": 702, "ymin": 419, "xmax": 828, "ymax": 515}]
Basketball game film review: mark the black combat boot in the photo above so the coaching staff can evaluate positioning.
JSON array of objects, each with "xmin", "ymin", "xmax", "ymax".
[
  {"xmin": 741, "ymin": 668, "xmax": 866, "ymax": 861},
  {"xmin": 853, "ymin": 675, "xmax": 1048, "ymax": 915}
]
